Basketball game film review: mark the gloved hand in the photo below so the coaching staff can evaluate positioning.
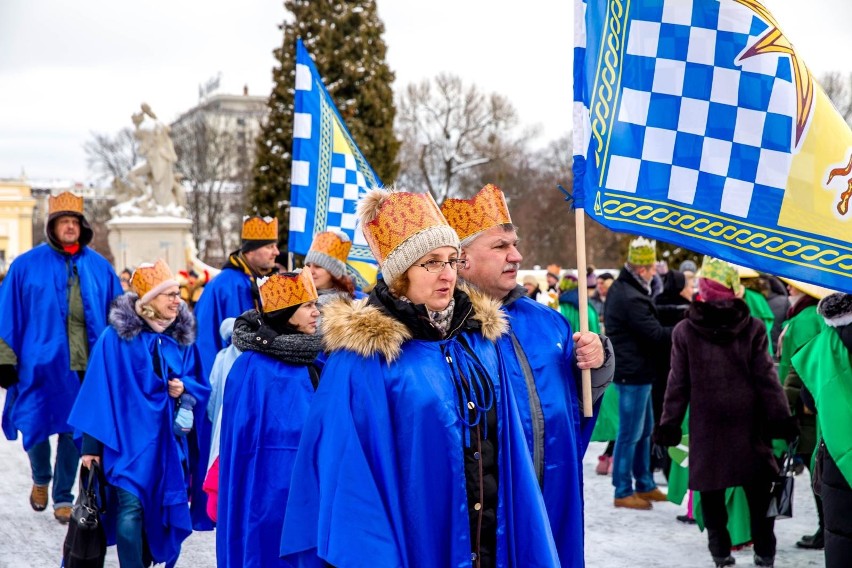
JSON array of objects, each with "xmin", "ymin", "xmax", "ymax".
[
  {"xmin": 653, "ymin": 423, "xmax": 683, "ymax": 447},
  {"xmin": 173, "ymin": 392, "xmax": 197, "ymax": 437},
  {"xmin": 0, "ymin": 364, "xmax": 18, "ymax": 389}
]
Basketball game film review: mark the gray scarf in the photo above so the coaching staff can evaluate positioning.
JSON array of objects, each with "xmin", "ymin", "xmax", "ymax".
[
  {"xmin": 232, "ymin": 310, "xmax": 323, "ymax": 365},
  {"xmin": 399, "ymin": 296, "xmax": 456, "ymax": 338}
]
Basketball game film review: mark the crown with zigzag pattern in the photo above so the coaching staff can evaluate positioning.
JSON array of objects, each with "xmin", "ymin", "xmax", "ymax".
[
  {"xmin": 440, "ymin": 184, "xmax": 513, "ymax": 242},
  {"xmin": 48, "ymin": 192, "xmax": 84, "ymax": 216},
  {"xmin": 258, "ymin": 270, "xmax": 318, "ymax": 314},
  {"xmin": 242, "ymin": 216, "xmax": 278, "ymax": 241}
]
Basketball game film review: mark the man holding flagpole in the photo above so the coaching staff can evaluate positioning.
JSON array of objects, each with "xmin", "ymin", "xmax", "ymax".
[{"xmin": 442, "ymin": 183, "xmax": 613, "ymax": 567}]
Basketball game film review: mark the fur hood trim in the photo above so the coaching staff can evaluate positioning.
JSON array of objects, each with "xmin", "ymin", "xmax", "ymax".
[
  {"xmin": 321, "ymin": 284, "xmax": 507, "ymax": 362},
  {"xmin": 109, "ymin": 293, "xmax": 195, "ymax": 345},
  {"xmin": 818, "ymin": 293, "xmax": 852, "ymax": 328}
]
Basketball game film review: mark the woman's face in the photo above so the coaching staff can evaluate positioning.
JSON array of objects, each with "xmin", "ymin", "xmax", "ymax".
[
  {"xmin": 306, "ymin": 263, "xmax": 332, "ymax": 290},
  {"xmin": 402, "ymin": 246, "xmax": 459, "ymax": 312},
  {"xmin": 288, "ymin": 301, "xmax": 321, "ymax": 334},
  {"xmin": 148, "ymin": 285, "xmax": 181, "ymax": 319},
  {"xmin": 681, "ymin": 274, "xmax": 695, "ymax": 301}
]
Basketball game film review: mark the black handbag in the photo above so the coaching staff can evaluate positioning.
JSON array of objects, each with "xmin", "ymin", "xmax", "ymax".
[
  {"xmin": 62, "ymin": 463, "xmax": 107, "ymax": 568},
  {"xmin": 767, "ymin": 442, "xmax": 796, "ymax": 520}
]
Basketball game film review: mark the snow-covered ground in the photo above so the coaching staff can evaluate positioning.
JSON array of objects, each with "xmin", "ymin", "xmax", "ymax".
[{"xmin": 0, "ymin": 420, "xmax": 826, "ymax": 567}]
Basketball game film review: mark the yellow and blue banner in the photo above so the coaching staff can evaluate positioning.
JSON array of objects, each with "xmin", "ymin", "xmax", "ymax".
[
  {"xmin": 289, "ymin": 39, "xmax": 380, "ymax": 287},
  {"xmin": 573, "ymin": 0, "xmax": 852, "ymax": 293}
]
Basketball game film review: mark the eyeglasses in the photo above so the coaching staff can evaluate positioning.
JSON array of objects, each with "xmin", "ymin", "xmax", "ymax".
[
  {"xmin": 414, "ymin": 259, "xmax": 467, "ymax": 273},
  {"xmin": 158, "ymin": 292, "xmax": 182, "ymax": 301}
]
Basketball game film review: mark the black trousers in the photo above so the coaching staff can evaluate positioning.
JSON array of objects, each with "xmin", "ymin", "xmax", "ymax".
[
  {"xmin": 822, "ymin": 448, "xmax": 852, "ymax": 568},
  {"xmin": 701, "ymin": 480, "xmax": 776, "ymax": 559}
]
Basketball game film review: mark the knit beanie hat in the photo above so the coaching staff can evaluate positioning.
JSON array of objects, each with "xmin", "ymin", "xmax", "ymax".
[
  {"xmin": 304, "ymin": 231, "xmax": 351, "ymax": 279},
  {"xmin": 241, "ymin": 216, "xmax": 278, "ymax": 253},
  {"xmin": 358, "ymin": 188, "xmax": 460, "ymax": 287},
  {"xmin": 440, "ymin": 184, "xmax": 512, "ymax": 243},
  {"xmin": 678, "ymin": 260, "xmax": 697, "ymax": 275},
  {"xmin": 626, "ymin": 237, "xmax": 656, "ymax": 266},
  {"xmin": 130, "ymin": 259, "xmax": 180, "ymax": 304}
]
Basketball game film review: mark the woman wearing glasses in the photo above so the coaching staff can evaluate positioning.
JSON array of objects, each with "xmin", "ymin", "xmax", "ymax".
[
  {"xmin": 69, "ymin": 259, "xmax": 210, "ymax": 568},
  {"xmin": 280, "ymin": 188, "xmax": 557, "ymax": 568}
]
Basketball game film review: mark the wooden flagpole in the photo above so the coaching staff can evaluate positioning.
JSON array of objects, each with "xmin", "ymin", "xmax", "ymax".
[{"xmin": 575, "ymin": 208, "xmax": 594, "ymax": 417}]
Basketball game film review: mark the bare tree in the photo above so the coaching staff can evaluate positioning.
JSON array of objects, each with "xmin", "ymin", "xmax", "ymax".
[
  {"xmin": 396, "ymin": 74, "xmax": 532, "ymax": 203},
  {"xmin": 83, "ymin": 128, "xmax": 139, "ymax": 186},
  {"xmin": 171, "ymin": 116, "xmax": 250, "ymax": 264},
  {"xmin": 820, "ymin": 71, "xmax": 852, "ymax": 124}
]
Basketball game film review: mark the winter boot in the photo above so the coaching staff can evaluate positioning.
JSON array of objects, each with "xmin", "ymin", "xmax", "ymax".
[
  {"xmin": 712, "ymin": 556, "xmax": 735, "ymax": 567},
  {"xmin": 29, "ymin": 484, "xmax": 48, "ymax": 511},
  {"xmin": 595, "ymin": 454, "xmax": 611, "ymax": 475},
  {"xmin": 796, "ymin": 528, "xmax": 824, "ymax": 549},
  {"xmin": 753, "ymin": 555, "xmax": 774, "ymax": 567}
]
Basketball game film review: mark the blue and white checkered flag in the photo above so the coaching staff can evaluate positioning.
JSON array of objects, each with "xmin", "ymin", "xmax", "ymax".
[
  {"xmin": 289, "ymin": 39, "xmax": 381, "ymax": 274},
  {"xmin": 574, "ymin": 0, "xmax": 852, "ymax": 293}
]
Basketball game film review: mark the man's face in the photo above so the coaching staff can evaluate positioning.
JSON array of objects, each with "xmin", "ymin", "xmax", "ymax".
[
  {"xmin": 636, "ymin": 264, "xmax": 656, "ymax": 284},
  {"xmin": 244, "ymin": 243, "xmax": 280, "ymax": 274},
  {"xmin": 459, "ymin": 226, "xmax": 523, "ymax": 300},
  {"xmin": 53, "ymin": 215, "xmax": 81, "ymax": 245}
]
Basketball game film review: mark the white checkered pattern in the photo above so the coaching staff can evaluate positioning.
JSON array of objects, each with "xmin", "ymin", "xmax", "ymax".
[{"xmin": 605, "ymin": 0, "xmax": 797, "ymax": 218}]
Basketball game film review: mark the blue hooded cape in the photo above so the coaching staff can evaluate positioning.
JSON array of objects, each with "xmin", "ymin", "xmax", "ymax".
[
  {"xmin": 217, "ymin": 352, "xmax": 316, "ymax": 568},
  {"xmin": 190, "ymin": 266, "xmax": 256, "ymax": 530},
  {"xmin": 68, "ymin": 296, "xmax": 210, "ymax": 565},
  {"xmin": 0, "ymin": 243, "xmax": 121, "ymax": 449},
  {"xmin": 501, "ymin": 294, "xmax": 598, "ymax": 567},
  {"xmin": 279, "ymin": 294, "xmax": 559, "ymax": 568}
]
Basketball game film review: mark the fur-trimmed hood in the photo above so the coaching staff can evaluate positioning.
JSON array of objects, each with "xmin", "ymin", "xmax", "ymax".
[
  {"xmin": 819, "ymin": 293, "xmax": 852, "ymax": 328},
  {"xmin": 321, "ymin": 284, "xmax": 507, "ymax": 362},
  {"xmin": 109, "ymin": 293, "xmax": 195, "ymax": 345}
]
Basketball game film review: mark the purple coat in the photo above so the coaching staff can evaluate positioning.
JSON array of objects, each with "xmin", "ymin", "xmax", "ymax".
[{"xmin": 660, "ymin": 299, "xmax": 790, "ymax": 492}]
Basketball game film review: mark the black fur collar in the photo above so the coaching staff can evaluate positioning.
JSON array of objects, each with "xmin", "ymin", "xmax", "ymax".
[{"xmin": 109, "ymin": 293, "xmax": 195, "ymax": 345}]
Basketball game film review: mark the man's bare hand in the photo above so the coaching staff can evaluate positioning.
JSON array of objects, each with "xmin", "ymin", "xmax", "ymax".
[{"xmin": 573, "ymin": 331, "xmax": 605, "ymax": 369}]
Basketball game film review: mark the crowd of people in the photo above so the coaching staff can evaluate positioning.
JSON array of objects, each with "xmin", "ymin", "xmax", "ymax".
[{"xmin": 0, "ymin": 186, "xmax": 848, "ymax": 568}]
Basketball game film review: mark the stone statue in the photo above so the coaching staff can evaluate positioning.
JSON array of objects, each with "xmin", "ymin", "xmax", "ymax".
[{"xmin": 111, "ymin": 103, "xmax": 188, "ymax": 217}]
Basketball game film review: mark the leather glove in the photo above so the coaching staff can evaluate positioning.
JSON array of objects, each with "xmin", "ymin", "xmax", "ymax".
[
  {"xmin": 653, "ymin": 423, "xmax": 683, "ymax": 447},
  {"xmin": 0, "ymin": 364, "xmax": 18, "ymax": 389}
]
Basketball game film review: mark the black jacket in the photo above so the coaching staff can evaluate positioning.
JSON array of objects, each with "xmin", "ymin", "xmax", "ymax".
[{"xmin": 604, "ymin": 267, "xmax": 672, "ymax": 384}]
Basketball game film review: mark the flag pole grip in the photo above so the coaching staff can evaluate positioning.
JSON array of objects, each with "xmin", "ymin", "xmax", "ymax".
[{"xmin": 575, "ymin": 209, "xmax": 594, "ymax": 417}]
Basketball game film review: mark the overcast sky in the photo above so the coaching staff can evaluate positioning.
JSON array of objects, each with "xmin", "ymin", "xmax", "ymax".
[{"xmin": 1, "ymin": 0, "xmax": 850, "ymax": 183}]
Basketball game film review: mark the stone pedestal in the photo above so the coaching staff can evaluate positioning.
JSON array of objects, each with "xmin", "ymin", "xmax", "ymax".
[{"xmin": 107, "ymin": 216, "xmax": 193, "ymax": 272}]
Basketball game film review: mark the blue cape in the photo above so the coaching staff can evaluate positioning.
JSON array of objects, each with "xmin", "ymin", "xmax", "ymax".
[
  {"xmin": 217, "ymin": 352, "xmax": 316, "ymax": 568},
  {"xmin": 193, "ymin": 269, "xmax": 256, "ymax": 378},
  {"xmin": 0, "ymin": 244, "xmax": 121, "ymax": 449},
  {"xmin": 502, "ymin": 296, "xmax": 597, "ymax": 567},
  {"xmin": 190, "ymin": 267, "xmax": 255, "ymax": 530},
  {"xmin": 279, "ymin": 332, "xmax": 559, "ymax": 568},
  {"xmin": 68, "ymin": 324, "xmax": 210, "ymax": 565}
]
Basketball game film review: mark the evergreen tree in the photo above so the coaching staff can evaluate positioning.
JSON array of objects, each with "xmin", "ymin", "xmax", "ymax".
[{"xmin": 249, "ymin": 0, "xmax": 399, "ymax": 250}]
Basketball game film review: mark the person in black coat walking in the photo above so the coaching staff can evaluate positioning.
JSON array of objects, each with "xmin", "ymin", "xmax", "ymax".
[
  {"xmin": 655, "ymin": 257, "xmax": 797, "ymax": 568},
  {"xmin": 605, "ymin": 238, "xmax": 673, "ymax": 510}
]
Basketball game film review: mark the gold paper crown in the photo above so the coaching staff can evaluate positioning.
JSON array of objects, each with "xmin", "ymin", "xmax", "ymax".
[
  {"xmin": 309, "ymin": 231, "xmax": 351, "ymax": 263},
  {"xmin": 440, "ymin": 184, "xmax": 512, "ymax": 242},
  {"xmin": 48, "ymin": 192, "xmax": 84, "ymax": 216},
  {"xmin": 258, "ymin": 270, "xmax": 318, "ymax": 314},
  {"xmin": 627, "ymin": 237, "xmax": 657, "ymax": 266},
  {"xmin": 361, "ymin": 191, "xmax": 451, "ymax": 264},
  {"xmin": 697, "ymin": 256, "xmax": 742, "ymax": 295},
  {"xmin": 130, "ymin": 259, "xmax": 175, "ymax": 298},
  {"xmin": 242, "ymin": 216, "xmax": 279, "ymax": 241}
]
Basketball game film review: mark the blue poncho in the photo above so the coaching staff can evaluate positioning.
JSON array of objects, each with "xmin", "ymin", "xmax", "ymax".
[
  {"xmin": 68, "ymin": 297, "xmax": 210, "ymax": 565},
  {"xmin": 501, "ymin": 294, "xmax": 598, "ymax": 567},
  {"xmin": 279, "ymin": 292, "xmax": 559, "ymax": 568},
  {"xmin": 0, "ymin": 243, "xmax": 121, "ymax": 449},
  {"xmin": 217, "ymin": 352, "xmax": 317, "ymax": 567}
]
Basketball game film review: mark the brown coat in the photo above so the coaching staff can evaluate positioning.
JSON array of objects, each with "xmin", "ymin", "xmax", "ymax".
[{"xmin": 660, "ymin": 299, "xmax": 791, "ymax": 492}]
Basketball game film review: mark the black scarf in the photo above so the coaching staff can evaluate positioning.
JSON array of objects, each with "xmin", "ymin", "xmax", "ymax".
[
  {"xmin": 232, "ymin": 309, "xmax": 323, "ymax": 366},
  {"xmin": 367, "ymin": 280, "xmax": 476, "ymax": 341}
]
